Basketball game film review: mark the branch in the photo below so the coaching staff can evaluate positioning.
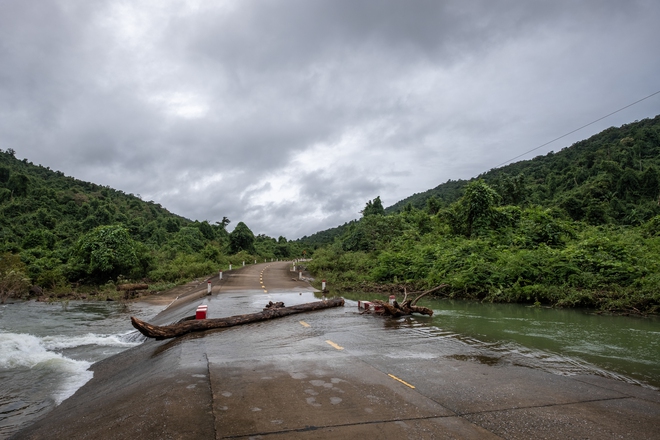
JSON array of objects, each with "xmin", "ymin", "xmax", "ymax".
[{"xmin": 411, "ymin": 284, "xmax": 448, "ymax": 306}]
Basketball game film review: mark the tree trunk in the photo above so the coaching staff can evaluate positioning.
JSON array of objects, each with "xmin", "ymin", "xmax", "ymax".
[
  {"xmin": 131, "ymin": 297, "xmax": 345, "ymax": 340},
  {"xmin": 370, "ymin": 284, "xmax": 447, "ymax": 317}
]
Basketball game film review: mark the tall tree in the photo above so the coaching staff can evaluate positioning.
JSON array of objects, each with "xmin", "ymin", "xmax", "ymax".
[
  {"xmin": 229, "ymin": 222, "xmax": 255, "ymax": 253},
  {"xmin": 449, "ymin": 180, "xmax": 500, "ymax": 237},
  {"xmin": 7, "ymin": 173, "xmax": 29, "ymax": 197},
  {"xmin": 362, "ymin": 196, "xmax": 385, "ymax": 217},
  {"xmin": 70, "ymin": 225, "xmax": 141, "ymax": 282}
]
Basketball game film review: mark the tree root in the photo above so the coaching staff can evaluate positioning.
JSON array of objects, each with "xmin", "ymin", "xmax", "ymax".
[{"xmin": 370, "ymin": 284, "xmax": 448, "ymax": 317}]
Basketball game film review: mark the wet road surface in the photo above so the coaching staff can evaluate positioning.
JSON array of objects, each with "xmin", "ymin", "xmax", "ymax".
[{"xmin": 13, "ymin": 262, "xmax": 660, "ymax": 439}]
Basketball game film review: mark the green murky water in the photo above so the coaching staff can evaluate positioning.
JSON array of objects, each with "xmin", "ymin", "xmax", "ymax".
[{"xmin": 339, "ymin": 292, "xmax": 660, "ymax": 389}]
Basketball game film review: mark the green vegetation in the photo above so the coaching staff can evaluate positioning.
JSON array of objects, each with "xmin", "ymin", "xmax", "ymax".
[
  {"xmin": 0, "ymin": 149, "xmax": 303, "ymax": 301},
  {"xmin": 302, "ymin": 116, "xmax": 660, "ymax": 313}
]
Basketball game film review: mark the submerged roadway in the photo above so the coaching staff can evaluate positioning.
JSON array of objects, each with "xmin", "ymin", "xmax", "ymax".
[{"xmin": 13, "ymin": 261, "xmax": 660, "ymax": 439}]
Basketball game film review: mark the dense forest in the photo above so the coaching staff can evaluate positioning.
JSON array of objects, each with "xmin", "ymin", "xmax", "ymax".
[
  {"xmin": 0, "ymin": 150, "xmax": 303, "ymax": 302},
  {"xmin": 302, "ymin": 116, "xmax": 660, "ymax": 313}
]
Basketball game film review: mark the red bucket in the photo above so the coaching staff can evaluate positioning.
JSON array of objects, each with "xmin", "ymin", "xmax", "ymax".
[{"xmin": 196, "ymin": 305, "xmax": 208, "ymax": 320}]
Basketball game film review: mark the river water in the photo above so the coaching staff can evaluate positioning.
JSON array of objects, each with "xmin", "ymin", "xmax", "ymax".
[
  {"xmin": 341, "ymin": 292, "xmax": 660, "ymax": 389},
  {"xmin": 1, "ymin": 296, "xmax": 659, "ymax": 438},
  {"xmin": 0, "ymin": 300, "xmax": 162, "ymax": 438}
]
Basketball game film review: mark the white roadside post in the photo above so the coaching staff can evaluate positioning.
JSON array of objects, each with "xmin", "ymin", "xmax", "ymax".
[
  {"xmin": 207, "ymin": 280, "xmax": 212, "ymax": 294},
  {"xmin": 219, "ymin": 270, "xmax": 222, "ymax": 280},
  {"xmin": 229, "ymin": 264, "xmax": 232, "ymax": 271},
  {"xmin": 243, "ymin": 261, "xmax": 245, "ymax": 266},
  {"xmin": 322, "ymin": 279, "xmax": 326, "ymax": 291}
]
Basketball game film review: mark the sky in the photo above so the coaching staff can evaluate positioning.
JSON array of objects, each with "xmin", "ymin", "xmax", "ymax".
[{"xmin": 1, "ymin": 0, "xmax": 659, "ymax": 239}]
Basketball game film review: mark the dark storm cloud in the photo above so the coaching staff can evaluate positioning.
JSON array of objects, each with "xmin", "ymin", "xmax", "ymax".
[{"xmin": 1, "ymin": 0, "xmax": 659, "ymax": 238}]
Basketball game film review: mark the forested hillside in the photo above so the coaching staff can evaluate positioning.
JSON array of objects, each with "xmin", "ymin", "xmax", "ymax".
[
  {"xmin": 304, "ymin": 116, "xmax": 660, "ymax": 313},
  {"xmin": 389, "ymin": 116, "xmax": 660, "ymax": 222},
  {"xmin": 0, "ymin": 149, "xmax": 301, "ymax": 301}
]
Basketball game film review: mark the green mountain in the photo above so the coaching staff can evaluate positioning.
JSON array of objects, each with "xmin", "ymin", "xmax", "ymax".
[
  {"xmin": 0, "ymin": 149, "xmax": 299, "ymax": 301},
  {"xmin": 388, "ymin": 115, "xmax": 660, "ymax": 223},
  {"xmin": 301, "ymin": 115, "xmax": 660, "ymax": 248}
]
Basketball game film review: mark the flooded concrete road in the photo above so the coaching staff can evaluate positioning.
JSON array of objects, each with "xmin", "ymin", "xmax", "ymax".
[{"xmin": 13, "ymin": 262, "xmax": 660, "ymax": 439}]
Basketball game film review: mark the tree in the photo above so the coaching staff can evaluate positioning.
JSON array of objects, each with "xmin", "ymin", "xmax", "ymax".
[
  {"xmin": 361, "ymin": 196, "xmax": 385, "ymax": 217},
  {"xmin": 216, "ymin": 216, "xmax": 231, "ymax": 230},
  {"xmin": 448, "ymin": 180, "xmax": 500, "ymax": 237},
  {"xmin": 7, "ymin": 173, "xmax": 29, "ymax": 197},
  {"xmin": 640, "ymin": 166, "xmax": 659, "ymax": 198},
  {"xmin": 165, "ymin": 218, "xmax": 180, "ymax": 233},
  {"xmin": 617, "ymin": 169, "xmax": 640, "ymax": 199},
  {"xmin": 426, "ymin": 196, "xmax": 442, "ymax": 215},
  {"xmin": 494, "ymin": 173, "xmax": 527, "ymax": 205},
  {"xmin": 71, "ymin": 225, "xmax": 140, "ymax": 282},
  {"xmin": 0, "ymin": 166, "xmax": 10, "ymax": 184},
  {"xmin": 0, "ymin": 253, "xmax": 31, "ymax": 303},
  {"xmin": 229, "ymin": 222, "xmax": 255, "ymax": 253},
  {"xmin": 198, "ymin": 220, "xmax": 215, "ymax": 240}
]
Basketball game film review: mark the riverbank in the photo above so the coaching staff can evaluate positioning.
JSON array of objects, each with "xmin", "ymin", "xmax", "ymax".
[
  {"xmin": 310, "ymin": 278, "xmax": 660, "ymax": 315},
  {"xmin": 305, "ymin": 219, "xmax": 660, "ymax": 315}
]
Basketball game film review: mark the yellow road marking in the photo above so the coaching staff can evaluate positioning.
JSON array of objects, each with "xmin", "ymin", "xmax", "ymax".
[
  {"xmin": 388, "ymin": 374, "xmax": 415, "ymax": 389},
  {"xmin": 299, "ymin": 321, "xmax": 310, "ymax": 328},
  {"xmin": 263, "ymin": 289, "xmax": 268, "ymax": 293},
  {"xmin": 326, "ymin": 340, "xmax": 344, "ymax": 350}
]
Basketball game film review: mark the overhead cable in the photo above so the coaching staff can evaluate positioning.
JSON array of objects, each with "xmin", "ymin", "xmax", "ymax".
[{"xmin": 495, "ymin": 89, "xmax": 660, "ymax": 168}]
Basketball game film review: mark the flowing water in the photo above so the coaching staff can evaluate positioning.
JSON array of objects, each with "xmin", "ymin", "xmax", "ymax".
[
  {"xmin": 2, "ymin": 295, "xmax": 659, "ymax": 438},
  {"xmin": 0, "ymin": 300, "xmax": 162, "ymax": 438},
  {"xmin": 341, "ymin": 292, "xmax": 660, "ymax": 389}
]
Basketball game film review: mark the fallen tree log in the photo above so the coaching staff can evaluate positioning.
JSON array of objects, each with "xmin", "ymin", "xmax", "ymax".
[
  {"xmin": 370, "ymin": 284, "xmax": 448, "ymax": 317},
  {"xmin": 131, "ymin": 297, "xmax": 345, "ymax": 340}
]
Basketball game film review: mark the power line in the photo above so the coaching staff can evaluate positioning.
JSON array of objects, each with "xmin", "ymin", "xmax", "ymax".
[{"xmin": 495, "ymin": 89, "xmax": 660, "ymax": 168}]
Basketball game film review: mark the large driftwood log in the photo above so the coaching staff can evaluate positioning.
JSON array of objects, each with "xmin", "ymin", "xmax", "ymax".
[
  {"xmin": 131, "ymin": 297, "xmax": 345, "ymax": 340},
  {"xmin": 370, "ymin": 284, "xmax": 448, "ymax": 317}
]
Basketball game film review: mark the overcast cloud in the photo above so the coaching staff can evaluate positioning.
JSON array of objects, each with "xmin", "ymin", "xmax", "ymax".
[{"xmin": 1, "ymin": 0, "xmax": 659, "ymax": 238}]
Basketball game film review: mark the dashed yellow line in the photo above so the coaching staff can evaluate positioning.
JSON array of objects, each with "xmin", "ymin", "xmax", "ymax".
[
  {"xmin": 326, "ymin": 340, "xmax": 344, "ymax": 350},
  {"xmin": 388, "ymin": 374, "xmax": 415, "ymax": 389},
  {"xmin": 299, "ymin": 321, "xmax": 310, "ymax": 328}
]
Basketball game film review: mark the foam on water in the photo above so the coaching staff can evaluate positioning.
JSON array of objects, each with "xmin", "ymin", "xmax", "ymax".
[
  {"xmin": 0, "ymin": 300, "xmax": 158, "ymax": 437},
  {"xmin": 0, "ymin": 331, "xmax": 142, "ymax": 404},
  {"xmin": 1, "ymin": 332, "xmax": 92, "ymax": 409},
  {"xmin": 41, "ymin": 331, "xmax": 146, "ymax": 350}
]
